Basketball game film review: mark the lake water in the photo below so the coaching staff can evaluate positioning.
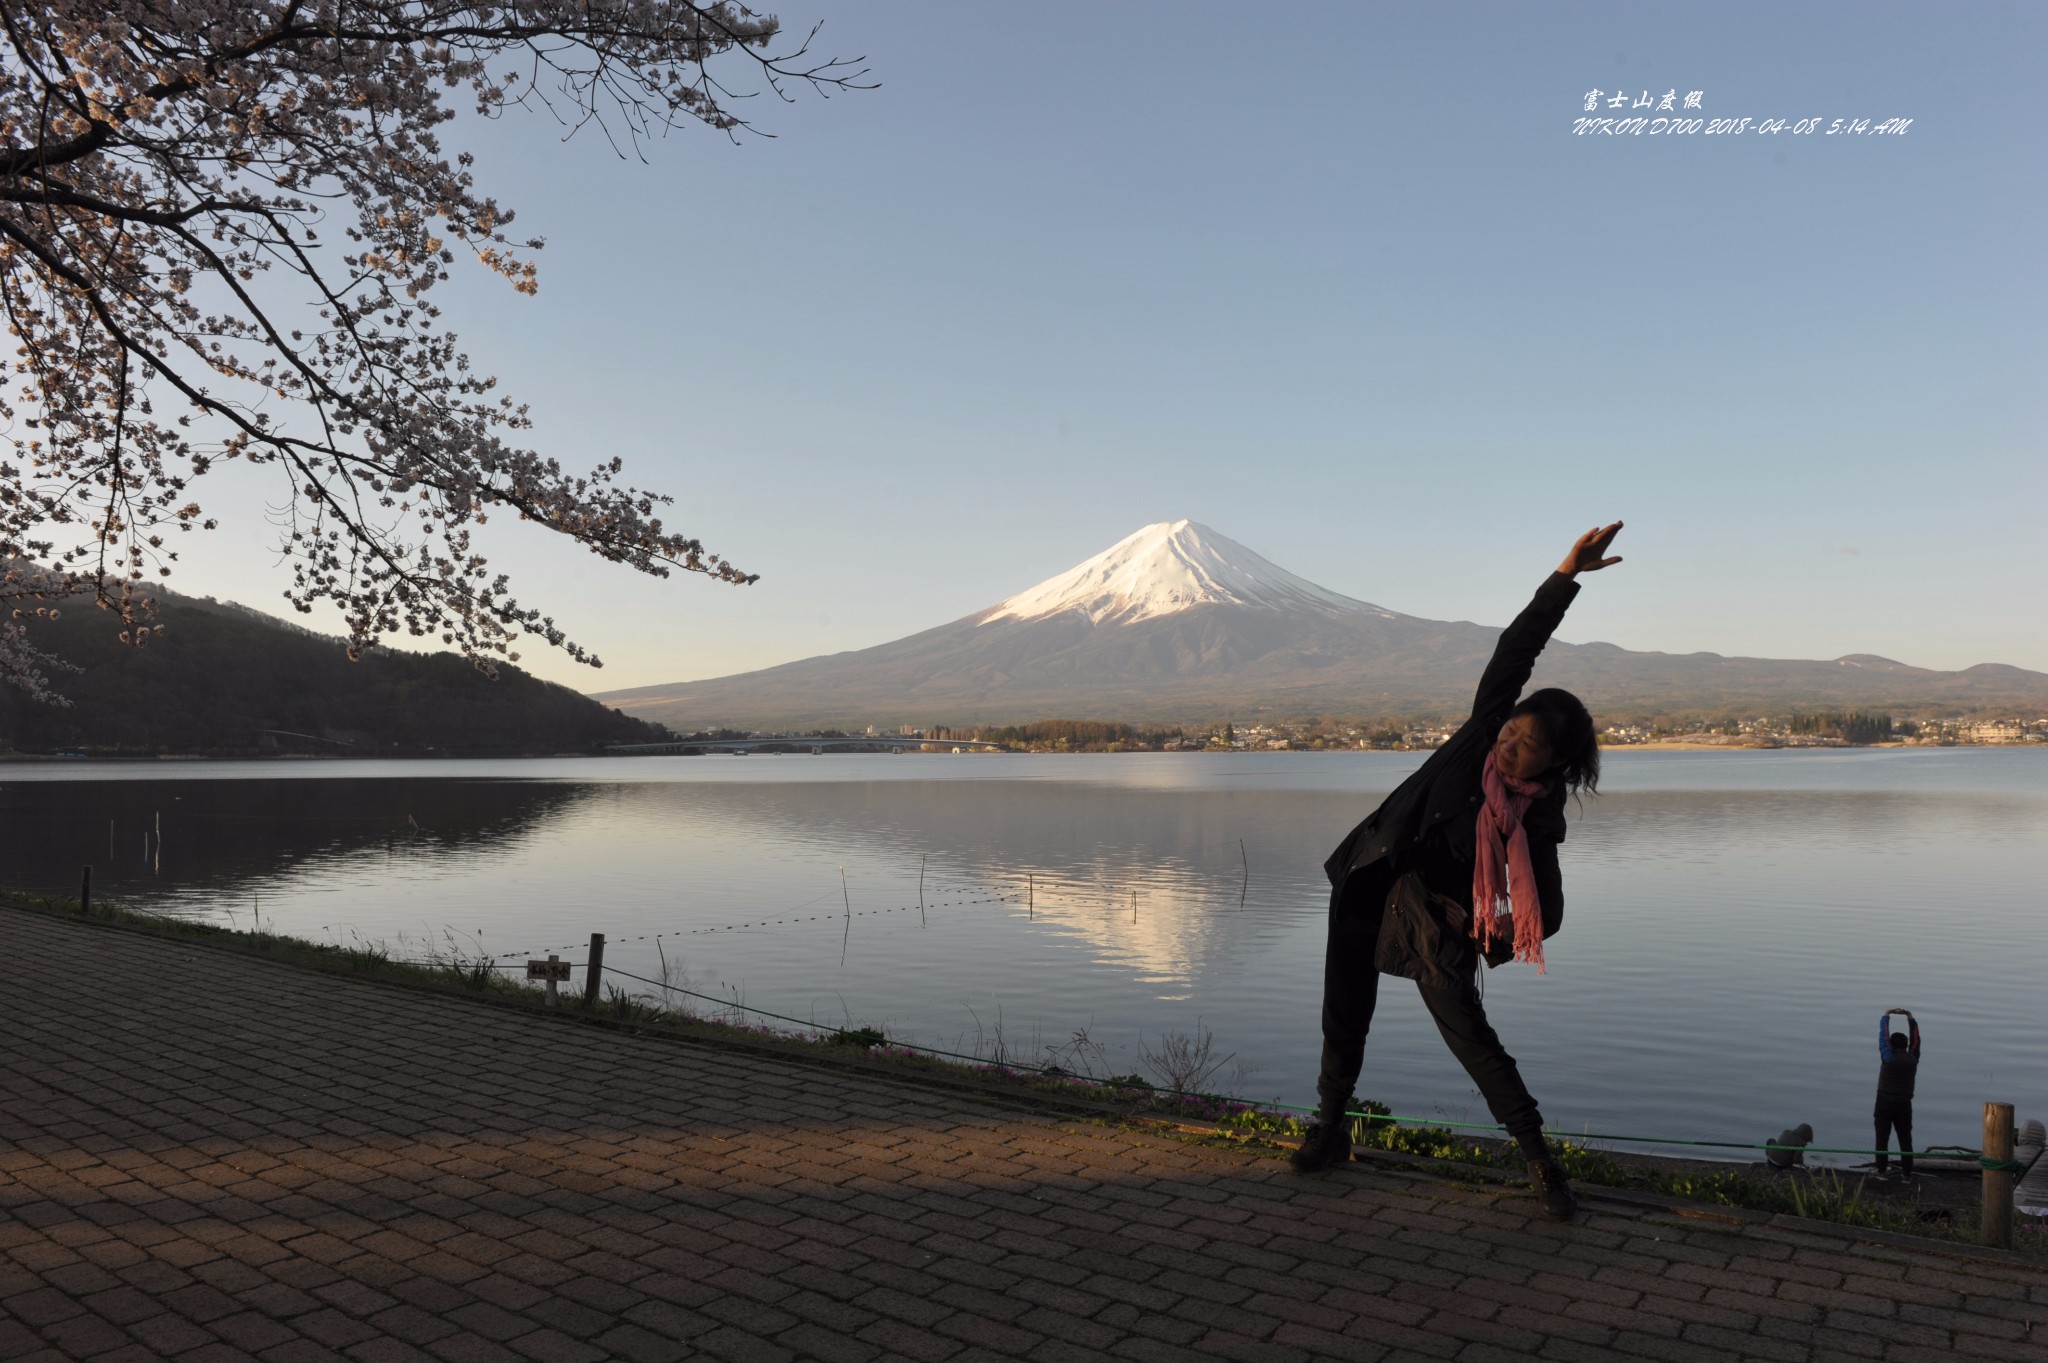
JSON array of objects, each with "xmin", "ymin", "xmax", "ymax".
[{"xmin": 3, "ymin": 748, "xmax": 2042, "ymax": 1163}]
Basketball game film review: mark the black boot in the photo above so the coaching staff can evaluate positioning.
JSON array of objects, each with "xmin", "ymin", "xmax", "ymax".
[
  {"xmin": 1290, "ymin": 1092, "xmax": 1355, "ymax": 1172},
  {"xmin": 1517, "ymin": 1133, "xmax": 1578, "ymax": 1221}
]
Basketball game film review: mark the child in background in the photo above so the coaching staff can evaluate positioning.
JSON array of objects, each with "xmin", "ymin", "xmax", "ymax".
[{"xmin": 1874, "ymin": 1007, "xmax": 1921, "ymax": 1178}]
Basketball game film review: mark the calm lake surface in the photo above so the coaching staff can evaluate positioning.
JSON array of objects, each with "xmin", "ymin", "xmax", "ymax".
[{"xmin": 4, "ymin": 749, "xmax": 2042, "ymax": 1162}]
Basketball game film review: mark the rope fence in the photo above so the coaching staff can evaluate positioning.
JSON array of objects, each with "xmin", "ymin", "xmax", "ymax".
[
  {"xmin": 22, "ymin": 866, "xmax": 1194, "ymax": 967},
  {"xmin": 480, "ymin": 882, "xmax": 1031, "ymax": 960}
]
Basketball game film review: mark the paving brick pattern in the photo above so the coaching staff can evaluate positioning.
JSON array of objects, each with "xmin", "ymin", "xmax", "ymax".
[{"xmin": 2, "ymin": 907, "xmax": 2043, "ymax": 1362}]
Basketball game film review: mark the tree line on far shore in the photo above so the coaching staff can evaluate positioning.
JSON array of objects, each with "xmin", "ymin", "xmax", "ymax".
[
  {"xmin": 889, "ymin": 710, "xmax": 1958, "ymax": 753},
  {"xmin": 1786, "ymin": 711, "xmax": 1898, "ymax": 744}
]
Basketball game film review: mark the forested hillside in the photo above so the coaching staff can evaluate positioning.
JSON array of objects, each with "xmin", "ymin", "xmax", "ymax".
[{"xmin": 0, "ymin": 591, "xmax": 666, "ymax": 756}]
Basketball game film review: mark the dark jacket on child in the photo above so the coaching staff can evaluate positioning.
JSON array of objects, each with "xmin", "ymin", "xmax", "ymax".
[{"xmin": 1876, "ymin": 1015, "xmax": 1921, "ymax": 1104}]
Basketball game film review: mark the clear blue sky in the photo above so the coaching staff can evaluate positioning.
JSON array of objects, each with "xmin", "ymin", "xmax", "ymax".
[{"xmin": 182, "ymin": 1, "xmax": 2046, "ymax": 689}]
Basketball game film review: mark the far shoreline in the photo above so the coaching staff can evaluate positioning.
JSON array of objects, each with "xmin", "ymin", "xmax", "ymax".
[
  {"xmin": 8, "ymin": 740, "xmax": 2047, "ymax": 764},
  {"xmin": 1605, "ymin": 740, "xmax": 1911, "ymax": 752}
]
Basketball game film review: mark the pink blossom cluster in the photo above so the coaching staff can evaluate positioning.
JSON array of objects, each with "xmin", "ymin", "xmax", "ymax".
[{"xmin": 0, "ymin": 2, "xmax": 866, "ymax": 700}]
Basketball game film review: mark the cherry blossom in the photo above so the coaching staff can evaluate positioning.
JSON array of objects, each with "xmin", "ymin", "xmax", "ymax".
[{"xmin": 1, "ymin": 2, "xmax": 866, "ymax": 700}]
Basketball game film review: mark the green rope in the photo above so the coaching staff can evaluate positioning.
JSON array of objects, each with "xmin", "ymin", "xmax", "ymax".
[
  {"xmin": 600, "ymin": 965, "xmax": 2003, "ymax": 1165},
  {"xmin": 1981, "ymin": 1156, "xmax": 2027, "ymax": 1173}
]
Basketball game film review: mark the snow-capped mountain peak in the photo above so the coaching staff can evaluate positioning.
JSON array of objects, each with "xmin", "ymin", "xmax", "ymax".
[{"xmin": 981, "ymin": 520, "xmax": 1385, "ymax": 626}]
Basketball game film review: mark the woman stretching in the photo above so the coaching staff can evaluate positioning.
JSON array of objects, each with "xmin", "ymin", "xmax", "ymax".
[{"xmin": 1293, "ymin": 522, "xmax": 1624, "ymax": 1220}]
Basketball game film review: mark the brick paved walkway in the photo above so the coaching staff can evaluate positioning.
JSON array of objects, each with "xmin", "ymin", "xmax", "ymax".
[{"xmin": 2, "ymin": 906, "xmax": 2044, "ymax": 1363}]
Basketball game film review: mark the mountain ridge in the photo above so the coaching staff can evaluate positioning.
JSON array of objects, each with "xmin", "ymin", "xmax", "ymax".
[{"xmin": 595, "ymin": 522, "xmax": 2048, "ymax": 729}]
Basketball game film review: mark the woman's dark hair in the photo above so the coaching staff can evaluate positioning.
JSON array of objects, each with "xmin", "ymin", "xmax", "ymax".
[{"xmin": 1513, "ymin": 687, "xmax": 1599, "ymax": 794}]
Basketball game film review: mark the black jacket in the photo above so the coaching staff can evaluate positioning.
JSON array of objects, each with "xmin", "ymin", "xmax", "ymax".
[{"xmin": 1323, "ymin": 571, "xmax": 1581, "ymax": 937}]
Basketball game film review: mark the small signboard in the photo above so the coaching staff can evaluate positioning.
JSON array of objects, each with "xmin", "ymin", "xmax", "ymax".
[{"xmin": 527, "ymin": 958, "xmax": 571, "ymax": 982}]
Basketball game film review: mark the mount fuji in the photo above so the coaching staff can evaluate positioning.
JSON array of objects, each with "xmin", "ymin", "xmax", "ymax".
[
  {"xmin": 594, "ymin": 520, "xmax": 2048, "ymax": 729},
  {"xmin": 979, "ymin": 520, "xmax": 1379, "ymax": 626}
]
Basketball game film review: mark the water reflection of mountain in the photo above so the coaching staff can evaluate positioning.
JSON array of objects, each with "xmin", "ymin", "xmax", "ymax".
[
  {"xmin": 0, "ymin": 778, "xmax": 592, "ymax": 906},
  {"xmin": 590, "ymin": 778, "xmax": 1371, "ymax": 994},
  {"xmin": 7, "ymin": 769, "xmax": 2041, "ymax": 1002},
  {"xmin": 624, "ymin": 777, "xmax": 2045, "ymax": 985}
]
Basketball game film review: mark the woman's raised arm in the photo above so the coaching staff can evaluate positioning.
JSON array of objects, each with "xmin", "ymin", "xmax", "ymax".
[{"xmin": 1468, "ymin": 522, "xmax": 1625, "ymax": 720}]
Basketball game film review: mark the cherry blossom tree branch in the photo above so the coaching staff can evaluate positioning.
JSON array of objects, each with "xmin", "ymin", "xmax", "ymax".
[{"xmin": 0, "ymin": 1, "xmax": 868, "ymax": 697}]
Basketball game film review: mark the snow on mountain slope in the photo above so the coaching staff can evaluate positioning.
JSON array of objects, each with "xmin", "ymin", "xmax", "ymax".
[{"xmin": 980, "ymin": 519, "xmax": 1390, "ymax": 626}]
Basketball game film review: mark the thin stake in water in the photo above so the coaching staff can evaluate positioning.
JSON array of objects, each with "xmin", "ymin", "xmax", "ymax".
[
  {"xmin": 1131, "ymin": 889, "xmax": 1137, "ymax": 926},
  {"xmin": 1239, "ymin": 838, "xmax": 1248, "ymax": 907},
  {"xmin": 839, "ymin": 866, "xmax": 851, "ymax": 966},
  {"xmin": 919, "ymin": 854, "xmax": 927, "ymax": 927}
]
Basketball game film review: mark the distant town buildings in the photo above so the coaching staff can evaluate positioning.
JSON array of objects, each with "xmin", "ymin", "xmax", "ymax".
[{"xmin": 671, "ymin": 714, "xmax": 2047, "ymax": 753}]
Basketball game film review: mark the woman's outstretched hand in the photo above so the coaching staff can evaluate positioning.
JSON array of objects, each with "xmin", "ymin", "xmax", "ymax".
[{"xmin": 1558, "ymin": 521, "xmax": 1624, "ymax": 576}]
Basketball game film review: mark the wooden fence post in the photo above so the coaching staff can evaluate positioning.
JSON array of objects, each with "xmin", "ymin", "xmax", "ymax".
[
  {"xmin": 1983, "ymin": 1102, "xmax": 2014, "ymax": 1249},
  {"xmin": 79, "ymin": 865, "xmax": 92, "ymax": 914},
  {"xmin": 584, "ymin": 933, "xmax": 606, "ymax": 1009}
]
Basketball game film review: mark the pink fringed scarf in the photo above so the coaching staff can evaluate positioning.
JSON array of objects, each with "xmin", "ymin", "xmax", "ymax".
[{"xmin": 1473, "ymin": 751, "xmax": 1549, "ymax": 973}]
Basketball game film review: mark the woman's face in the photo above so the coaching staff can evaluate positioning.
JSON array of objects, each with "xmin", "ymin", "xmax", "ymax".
[{"xmin": 1494, "ymin": 713, "xmax": 1554, "ymax": 781}]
